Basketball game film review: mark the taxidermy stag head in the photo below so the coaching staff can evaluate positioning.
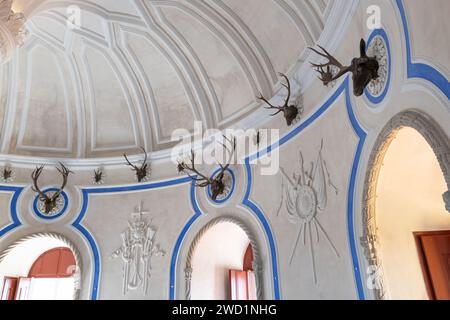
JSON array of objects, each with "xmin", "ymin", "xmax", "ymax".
[
  {"xmin": 1, "ymin": 167, "xmax": 13, "ymax": 181},
  {"xmin": 309, "ymin": 39, "xmax": 379, "ymax": 96},
  {"xmin": 93, "ymin": 168, "xmax": 105, "ymax": 184},
  {"xmin": 177, "ymin": 135, "xmax": 236, "ymax": 201},
  {"xmin": 258, "ymin": 73, "xmax": 299, "ymax": 126},
  {"xmin": 124, "ymin": 147, "xmax": 150, "ymax": 182},
  {"xmin": 31, "ymin": 163, "xmax": 73, "ymax": 215}
]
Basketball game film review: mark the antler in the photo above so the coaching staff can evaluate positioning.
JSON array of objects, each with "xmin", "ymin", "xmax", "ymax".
[
  {"xmin": 279, "ymin": 73, "xmax": 291, "ymax": 108},
  {"xmin": 124, "ymin": 147, "xmax": 148, "ymax": 170},
  {"xmin": 141, "ymin": 147, "xmax": 148, "ymax": 167},
  {"xmin": 124, "ymin": 153, "xmax": 138, "ymax": 170},
  {"xmin": 257, "ymin": 73, "xmax": 292, "ymax": 116},
  {"xmin": 308, "ymin": 45, "xmax": 351, "ymax": 85},
  {"xmin": 216, "ymin": 135, "xmax": 236, "ymax": 174},
  {"xmin": 31, "ymin": 165, "xmax": 47, "ymax": 201},
  {"xmin": 178, "ymin": 135, "xmax": 236, "ymax": 186},
  {"xmin": 177, "ymin": 150, "xmax": 212, "ymax": 187},
  {"xmin": 51, "ymin": 163, "xmax": 73, "ymax": 201}
]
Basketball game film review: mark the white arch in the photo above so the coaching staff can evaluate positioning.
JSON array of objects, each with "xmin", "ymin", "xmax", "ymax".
[
  {"xmin": 175, "ymin": 213, "xmax": 276, "ymax": 300},
  {"xmin": 0, "ymin": 232, "xmax": 82, "ymax": 300},
  {"xmin": 360, "ymin": 110, "xmax": 450, "ymax": 299}
]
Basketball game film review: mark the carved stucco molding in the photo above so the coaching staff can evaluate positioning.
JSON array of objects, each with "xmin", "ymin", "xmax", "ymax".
[
  {"xmin": 184, "ymin": 216, "xmax": 263, "ymax": 300},
  {"xmin": 362, "ymin": 110, "xmax": 450, "ymax": 300},
  {"xmin": 0, "ymin": 232, "xmax": 82, "ymax": 300},
  {"xmin": 0, "ymin": 0, "xmax": 28, "ymax": 64}
]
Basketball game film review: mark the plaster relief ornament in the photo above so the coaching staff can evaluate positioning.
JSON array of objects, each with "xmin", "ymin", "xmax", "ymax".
[
  {"xmin": 277, "ymin": 140, "xmax": 339, "ymax": 283},
  {"xmin": 0, "ymin": 0, "xmax": 28, "ymax": 64},
  {"xmin": 110, "ymin": 202, "xmax": 165, "ymax": 296},
  {"xmin": 366, "ymin": 35, "xmax": 389, "ymax": 97},
  {"xmin": 0, "ymin": 165, "xmax": 14, "ymax": 183},
  {"xmin": 309, "ymin": 39, "xmax": 379, "ymax": 96},
  {"xmin": 258, "ymin": 73, "xmax": 303, "ymax": 126}
]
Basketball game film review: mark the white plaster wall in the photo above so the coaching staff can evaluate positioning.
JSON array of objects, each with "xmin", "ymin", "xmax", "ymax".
[
  {"xmin": 0, "ymin": 0, "xmax": 448, "ymax": 301},
  {"xmin": 190, "ymin": 222, "xmax": 250, "ymax": 300},
  {"xmin": 376, "ymin": 128, "xmax": 450, "ymax": 299}
]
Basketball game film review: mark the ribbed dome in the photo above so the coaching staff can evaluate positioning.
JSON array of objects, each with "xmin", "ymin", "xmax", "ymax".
[{"xmin": 0, "ymin": 0, "xmax": 336, "ymax": 160}]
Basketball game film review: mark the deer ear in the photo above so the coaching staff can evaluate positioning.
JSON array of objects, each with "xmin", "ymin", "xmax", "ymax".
[{"xmin": 360, "ymin": 39, "xmax": 367, "ymax": 56}]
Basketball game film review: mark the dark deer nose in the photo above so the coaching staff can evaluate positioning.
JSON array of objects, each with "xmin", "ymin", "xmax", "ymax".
[{"xmin": 354, "ymin": 87, "xmax": 364, "ymax": 96}]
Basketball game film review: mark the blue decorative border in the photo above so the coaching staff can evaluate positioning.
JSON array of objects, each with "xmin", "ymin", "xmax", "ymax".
[
  {"xmin": 1, "ymin": 0, "xmax": 447, "ymax": 301},
  {"xmin": 0, "ymin": 186, "xmax": 24, "ymax": 238},
  {"xmin": 245, "ymin": 77, "xmax": 365, "ymax": 300},
  {"xmin": 207, "ymin": 168, "xmax": 236, "ymax": 204},
  {"xmin": 396, "ymin": 0, "xmax": 449, "ymax": 100},
  {"xmin": 33, "ymin": 188, "xmax": 69, "ymax": 220},
  {"xmin": 57, "ymin": 1, "xmax": 450, "ymax": 301},
  {"xmin": 364, "ymin": 28, "xmax": 392, "ymax": 105},
  {"xmin": 169, "ymin": 180, "xmax": 202, "ymax": 299},
  {"xmin": 75, "ymin": 176, "xmax": 193, "ymax": 300}
]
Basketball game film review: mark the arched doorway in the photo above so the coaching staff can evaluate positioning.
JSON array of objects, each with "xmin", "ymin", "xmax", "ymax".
[
  {"xmin": 0, "ymin": 233, "xmax": 81, "ymax": 300},
  {"xmin": 362, "ymin": 111, "xmax": 450, "ymax": 300},
  {"xmin": 184, "ymin": 217, "xmax": 261, "ymax": 300}
]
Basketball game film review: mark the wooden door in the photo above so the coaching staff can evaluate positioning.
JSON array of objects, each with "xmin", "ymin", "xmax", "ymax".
[
  {"xmin": 14, "ymin": 278, "xmax": 31, "ymax": 300},
  {"xmin": 229, "ymin": 270, "xmax": 249, "ymax": 300},
  {"xmin": 414, "ymin": 231, "xmax": 450, "ymax": 300},
  {"xmin": 1, "ymin": 277, "xmax": 18, "ymax": 300}
]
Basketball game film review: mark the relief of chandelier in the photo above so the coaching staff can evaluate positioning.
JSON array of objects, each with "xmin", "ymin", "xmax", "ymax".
[{"xmin": 0, "ymin": 0, "xmax": 28, "ymax": 65}]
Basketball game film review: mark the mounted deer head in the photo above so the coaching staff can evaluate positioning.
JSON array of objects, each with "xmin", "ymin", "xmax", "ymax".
[
  {"xmin": 309, "ymin": 39, "xmax": 379, "ymax": 96},
  {"xmin": 31, "ymin": 163, "xmax": 73, "ymax": 215},
  {"xmin": 93, "ymin": 168, "xmax": 104, "ymax": 184},
  {"xmin": 177, "ymin": 135, "xmax": 236, "ymax": 201},
  {"xmin": 258, "ymin": 73, "xmax": 299, "ymax": 126},
  {"xmin": 124, "ymin": 147, "xmax": 150, "ymax": 182},
  {"xmin": 1, "ymin": 166, "xmax": 13, "ymax": 181}
]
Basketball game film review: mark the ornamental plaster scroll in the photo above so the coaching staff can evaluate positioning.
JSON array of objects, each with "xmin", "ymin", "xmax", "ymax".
[
  {"xmin": 184, "ymin": 216, "xmax": 263, "ymax": 301},
  {"xmin": 277, "ymin": 139, "xmax": 339, "ymax": 284},
  {"xmin": 362, "ymin": 110, "xmax": 450, "ymax": 300},
  {"xmin": 0, "ymin": 0, "xmax": 28, "ymax": 64},
  {"xmin": 109, "ymin": 201, "xmax": 165, "ymax": 296},
  {"xmin": 0, "ymin": 232, "xmax": 82, "ymax": 300},
  {"xmin": 366, "ymin": 35, "xmax": 389, "ymax": 97}
]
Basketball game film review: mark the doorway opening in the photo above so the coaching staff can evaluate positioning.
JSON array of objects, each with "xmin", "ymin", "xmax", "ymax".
[
  {"xmin": 374, "ymin": 127, "xmax": 450, "ymax": 299},
  {"xmin": 188, "ymin": 220, "xmax": 257, "ymax": 300},
  {"xmin": 0, "ymin": 234, "xmax": 80, "ymax": 300}
]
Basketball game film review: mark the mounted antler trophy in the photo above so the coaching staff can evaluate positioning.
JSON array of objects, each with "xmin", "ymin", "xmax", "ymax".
[
  {"xmin": 309, "ymin": 39, "xmax": 379, "ymax": 96},
  {"xmin": 93, "ymin": 168, "xmax": 105, "ymax": 184},
  {"xmin": 31, "ymin": 163, "xmax": 73, "ymax": 215},
  {"xmin": 258, "ymin": 73, "xmax": 299, "ymax": 126},
  {"xmin": 1, "ymin": 166, "xmax": 14, "ymax": 183},
  {"xmin": 124, "ymin": 147, "xmax": 150, "ymax": 182},
  {"xmin": 177, "ymin": 135, "xmax": 236, "ymax": 201}
]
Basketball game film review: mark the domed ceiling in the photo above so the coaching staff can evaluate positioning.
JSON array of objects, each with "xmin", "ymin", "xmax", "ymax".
[{"xmin": 0, "ymin": 0, "xmax": 342, "ymax": 161}]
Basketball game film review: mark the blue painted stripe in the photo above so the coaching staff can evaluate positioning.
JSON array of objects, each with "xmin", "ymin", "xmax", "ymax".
[
  {"xmin": 244, "ymin": 77, "xmax": 368, "ymax": 299},
  {"xmin": 248, "ymin": 81, "xmax": 347, "ymax": 164},
  {"xmin": 73, "ymin": 176, "xmax": 193, "ymax": 300},
  {"xmin": 33, "ymin": 188, "xmax": 69, "ymax": 220},
  {"xmin": 0, "ymin": 186, "xmax": 24, "ymax": 238},
  {"xmin": 344, "ymin": 82, "xmax": 367, "ymax": 300},
  {"xmin": 243, "ymin": 159, "xmax": 280, "ymax": 299},
  {"xmin": 396, "ymin": 0, "xmax": 450, "ymax": 99},
  {"xmin": 169, "ymin": 181, "xmax": 202, "ymax": 300}
]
